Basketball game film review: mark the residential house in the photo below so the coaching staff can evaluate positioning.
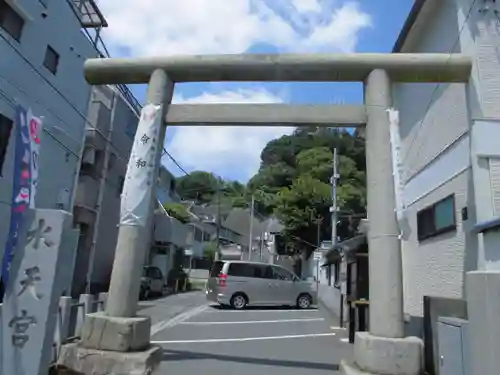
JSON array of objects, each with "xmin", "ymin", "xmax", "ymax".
[
  {"xmin": 0, "ymin": 0, "xmax": 101, "ymax": 268},
  {"xmin": 150, "ymin": 166, "xmax": 187, "ymax": 277},
  {"xmin": 157, "ymin": 166, "xmax": 181, "ymax": 204},
  {"xmin": 184, "ymin": 220, "xmax": 213, "ymax": 261},
  {"xmin": 188, "ymin": 204, "xmax": 278, "ymax": 261},
  {"xmin": 388, "ymin": 0, "xmax": 500, "ymax": 335}
]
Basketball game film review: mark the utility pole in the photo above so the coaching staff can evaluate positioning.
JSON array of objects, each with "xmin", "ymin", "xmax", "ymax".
[
  {"xmin": 215, "ymin": 178, "xmax": 221, "ymax": 261},
  {"xmin": 331, "ymin": 148, "xmax": 339, "ymax": 246},
  {"xmin": 314, "ymin": 216, "xmax": 322, "ymax": 292},
  {"xmin": 248, "ymin": 194, "xmax": 255, "ymax": 260},
  {"xmin": 316, "ymin": 216, "xmax": 322, "ymax": 247}
]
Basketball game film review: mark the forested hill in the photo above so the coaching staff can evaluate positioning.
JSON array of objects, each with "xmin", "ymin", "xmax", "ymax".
[{"xmin": 175, "ymin": 126, "xmax": 367, "ymax": 254}]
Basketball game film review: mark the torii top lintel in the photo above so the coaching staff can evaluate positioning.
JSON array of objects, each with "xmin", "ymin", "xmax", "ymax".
[{"xmin": 84, "ymin": 53, "xmax": 472, "ymax": 85}]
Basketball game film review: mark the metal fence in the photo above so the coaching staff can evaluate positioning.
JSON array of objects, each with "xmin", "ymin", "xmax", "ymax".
[{"xmin": 0, "ymin": 292, "xmax": 108, "ymax": 366}]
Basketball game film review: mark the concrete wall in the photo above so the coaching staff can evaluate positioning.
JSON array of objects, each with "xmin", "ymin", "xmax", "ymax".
[
  {"xmin": 318, "ymin": 284, "xmax": 347, "ymax": 323},
  {"xmin": 0, "ymin": 0, "xmax": 98, "ymax": 261}
]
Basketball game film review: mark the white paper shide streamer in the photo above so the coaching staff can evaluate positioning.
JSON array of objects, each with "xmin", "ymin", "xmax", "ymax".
[
  {"xmin": 387, "ymin": 108, "xmax": 406, "ymax": 234},
  {"xmin": 120, "ymin": 104, "xmax": 162, "ymax": 227}
]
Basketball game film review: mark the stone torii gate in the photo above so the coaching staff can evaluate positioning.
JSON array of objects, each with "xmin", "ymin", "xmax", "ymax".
[{"xmin": 60, "ymin": 53, "xmax": 472, "ymax": 375}]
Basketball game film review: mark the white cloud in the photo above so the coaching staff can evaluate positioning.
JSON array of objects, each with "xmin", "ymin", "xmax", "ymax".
[
  {"xmin": 166, "ymin": 88, "xmax": 294, "ymax": 181},
  {"xmin": 98, "ymin": 0, "xmax": 372, "ymax": 56},
  {"xmin": 97, "ymin": 0, "xmax": 372, "ymax": 181}
]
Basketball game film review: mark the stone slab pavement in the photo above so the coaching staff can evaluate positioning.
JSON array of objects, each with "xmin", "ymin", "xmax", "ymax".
[{"xmin": 145, "ymin": 292, "xmax": 353, "ymax": 375}]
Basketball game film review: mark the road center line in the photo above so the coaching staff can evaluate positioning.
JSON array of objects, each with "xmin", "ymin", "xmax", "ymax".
[
  {"xmin": 152, "ymin": 332, "xmax": 336, "ymax": 344},
  {"xmin": 179, "ymin": 318, "xmax": 324, "ymax": 325}
]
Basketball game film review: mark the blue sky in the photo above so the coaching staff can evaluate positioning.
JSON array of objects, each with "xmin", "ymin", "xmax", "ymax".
[{"xmin": 98, "ymin": 0, "xmax": 414, "ymax": 182}]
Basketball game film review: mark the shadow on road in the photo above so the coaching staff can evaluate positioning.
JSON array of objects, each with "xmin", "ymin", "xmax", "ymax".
[{"xmin": 161, "ymin": 349, "xmax": 339, "ymax": 371}]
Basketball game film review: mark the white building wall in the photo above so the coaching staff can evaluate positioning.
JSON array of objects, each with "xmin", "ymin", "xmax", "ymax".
[
  {"xmin": 457, "ymin": 0, "xmax": 500, "ymax": 271},
  {"xmin": 393, "ymin": 0, "xmax": 474, "ymax": 319},
  {"xmin": 0, "ymin": 1, "xmax": 98, "ymax": 262},
  {"xmin": 402, "ymin": 169, "xmax": 470, "ymax": 317}
]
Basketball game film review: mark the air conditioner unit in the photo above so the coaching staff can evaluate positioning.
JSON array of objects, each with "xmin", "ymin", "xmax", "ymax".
[
  {"xmin": 82, "ymin": 146, "xmax": 96, "ymax": 165},
  {"xmin": 56, "ymin": 188, "xmax": 70, "ymax": 210}
]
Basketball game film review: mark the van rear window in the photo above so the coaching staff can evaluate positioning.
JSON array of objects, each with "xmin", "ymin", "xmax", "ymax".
[{"xmin": 210, "ymin": 261, "xmax": 225, "ymax": 277}]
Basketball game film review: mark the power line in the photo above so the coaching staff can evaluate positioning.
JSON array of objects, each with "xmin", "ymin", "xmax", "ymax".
[
  {"xmin": 0, "ymin": 33, "xmax": 183, "ymax": 180},
  {"xmin": 162, "ymin": 149, "xmax": 190, "ymax": 175},
  {"xmin": 0, "ymin": 31, "xmax": 175, "ymax": 166},
  {"xmin": 403, "ymin": 0, "xmax": 478, "ymax": 163}
]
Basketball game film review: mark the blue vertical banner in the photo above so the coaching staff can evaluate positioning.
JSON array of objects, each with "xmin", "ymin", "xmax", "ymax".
[{"xmin": 1, "ymin": 105, "xmax": 33, "ymax": 289}]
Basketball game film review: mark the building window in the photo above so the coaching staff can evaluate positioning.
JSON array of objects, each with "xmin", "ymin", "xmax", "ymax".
[
  {"xmin": 43, "ymin": 45, "xmax": 59, "ymax": 75},
  {"xmin": 0, "ymin": 0, "xmax": 25, "ymax": 41},
  {"xmin": 194, "ymin": 227, "xmax": 203, "ymax": 242},
  {"xmin": 417, "ymin": 194, "xmax": 456, "ymax": 241},
  {"xmin": 108, "ymin": 153, "xmax": 116, "ymax": 170},
  {"xmin": 125, "ymin": 121, "xmax": 137, "ymax": 139},
  {"xmin": 0, "ymin": 113, "xmax": 13, "ymax": 176},
  {"xmin": 117, "ymin": 176, "xmax": 124, "ymax": 197}
]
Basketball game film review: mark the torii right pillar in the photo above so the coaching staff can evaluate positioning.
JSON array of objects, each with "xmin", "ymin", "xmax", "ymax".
[{"xmin": 340, "ymin": 69, "xmax": 423, "ymax": 375}]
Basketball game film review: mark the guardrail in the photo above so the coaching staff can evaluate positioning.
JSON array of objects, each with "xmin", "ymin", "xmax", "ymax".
[
  {"xmin": 0, "ymin": 292, "xmax": 108, "ymax": 367},
  {"xmin": 51, "ymin": 293, "xmax": 108, "ymax": 363}
]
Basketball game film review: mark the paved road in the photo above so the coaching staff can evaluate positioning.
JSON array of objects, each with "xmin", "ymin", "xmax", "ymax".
[
  {"xmin": 147, "ymin": 293, "xmax": 353, "ymax": 375},
  {"xmin": 138, "ymin": 291, "xmax": 208, "ymax": 328}
]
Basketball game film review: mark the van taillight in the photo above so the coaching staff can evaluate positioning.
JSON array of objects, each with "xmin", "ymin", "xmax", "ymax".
[{"xmin": 218, "ymin": 273, "xmax": 227, "ymax": 287}]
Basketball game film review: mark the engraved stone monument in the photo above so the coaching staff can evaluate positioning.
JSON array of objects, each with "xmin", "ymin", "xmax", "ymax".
[{"xmin": 1, "ymin": 209, "xmax": 73, "ymax": 375}]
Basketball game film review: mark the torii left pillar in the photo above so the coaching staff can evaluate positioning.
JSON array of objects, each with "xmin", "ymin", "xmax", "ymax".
[{"xmin": 58, "ymin": 69, "xmax": 173, "ymax": 375}]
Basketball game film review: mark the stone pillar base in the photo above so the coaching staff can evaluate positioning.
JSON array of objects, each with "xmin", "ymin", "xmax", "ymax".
[
  {"xmin": 340, "ymin": 332, "xmax": 423, "ymax": 375},
  {"xmin": 58, "ymin": 342, "xmax": 163, "ymax": 375},
  {"xmin": 80, "ymin": 312, "xmax": 151, "ymax": 352}
]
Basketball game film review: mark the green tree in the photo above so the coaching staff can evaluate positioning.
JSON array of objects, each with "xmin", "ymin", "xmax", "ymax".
[
  {"xmin": 176, "ymin": 171, "xmax": 219, "ymax": 203},
  {"xmin": 203, "ymin": 242, "xmax": 219, "ymax": 259},
  {"xmin": 274, "ymin": 175, "xmax": 332, "ymax": 255},
  {"xmin": 163, "ymin": 202, "xmax": 191, "ymax": 224},
  {"xmin": 251, "ymin": 127, "xmax": 367, "ymax": 252},
  {"xmin": 296, "ymin": 147, "xmax": 333, "ymax": 182},
  {"xmin": 173, "ymin": 126, "xmax": 367, "ymax": 256}
]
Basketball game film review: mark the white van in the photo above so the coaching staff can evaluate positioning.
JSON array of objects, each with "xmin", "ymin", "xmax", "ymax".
[{"xmin": 206, "ymin": 260, "xmax": 316, "ymax": 310}]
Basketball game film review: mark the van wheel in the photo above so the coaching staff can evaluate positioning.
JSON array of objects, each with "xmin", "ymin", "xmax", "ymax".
[
  {"xmin": 297, "ymin": 293, "xmax": 312, "ymax": 309},
  {"xmin": 230, "ymin": 293, "xmax": 248, "ymax": 310}
]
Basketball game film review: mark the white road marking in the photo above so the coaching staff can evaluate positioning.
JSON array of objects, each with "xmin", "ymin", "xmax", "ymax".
[
  {"xmin": 151, "ymin": 304, "xmax": 209, "ymax": 336},
  {"xmin": 329, "ymin": 326, "xmax": 346, "ymax": 330},
  {"xmin": 205, "ymin": 308, "xmax": 317, "ymax": 313},
  {"xmin": 152, "ymin": 332, "xmax": 336, "ymax": 344},
  {"xmin": 340, "ymin": 338, "xmax": 349, "ymax": 343},
  {"xmin": 179, "ymin": 318, "xmax": 324, "ymax": 325}
]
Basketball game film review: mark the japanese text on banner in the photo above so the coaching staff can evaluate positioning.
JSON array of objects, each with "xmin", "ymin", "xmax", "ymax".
[{"xmin": 120, "ymin": 104, "xmax": 162, "ymax": 227}]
